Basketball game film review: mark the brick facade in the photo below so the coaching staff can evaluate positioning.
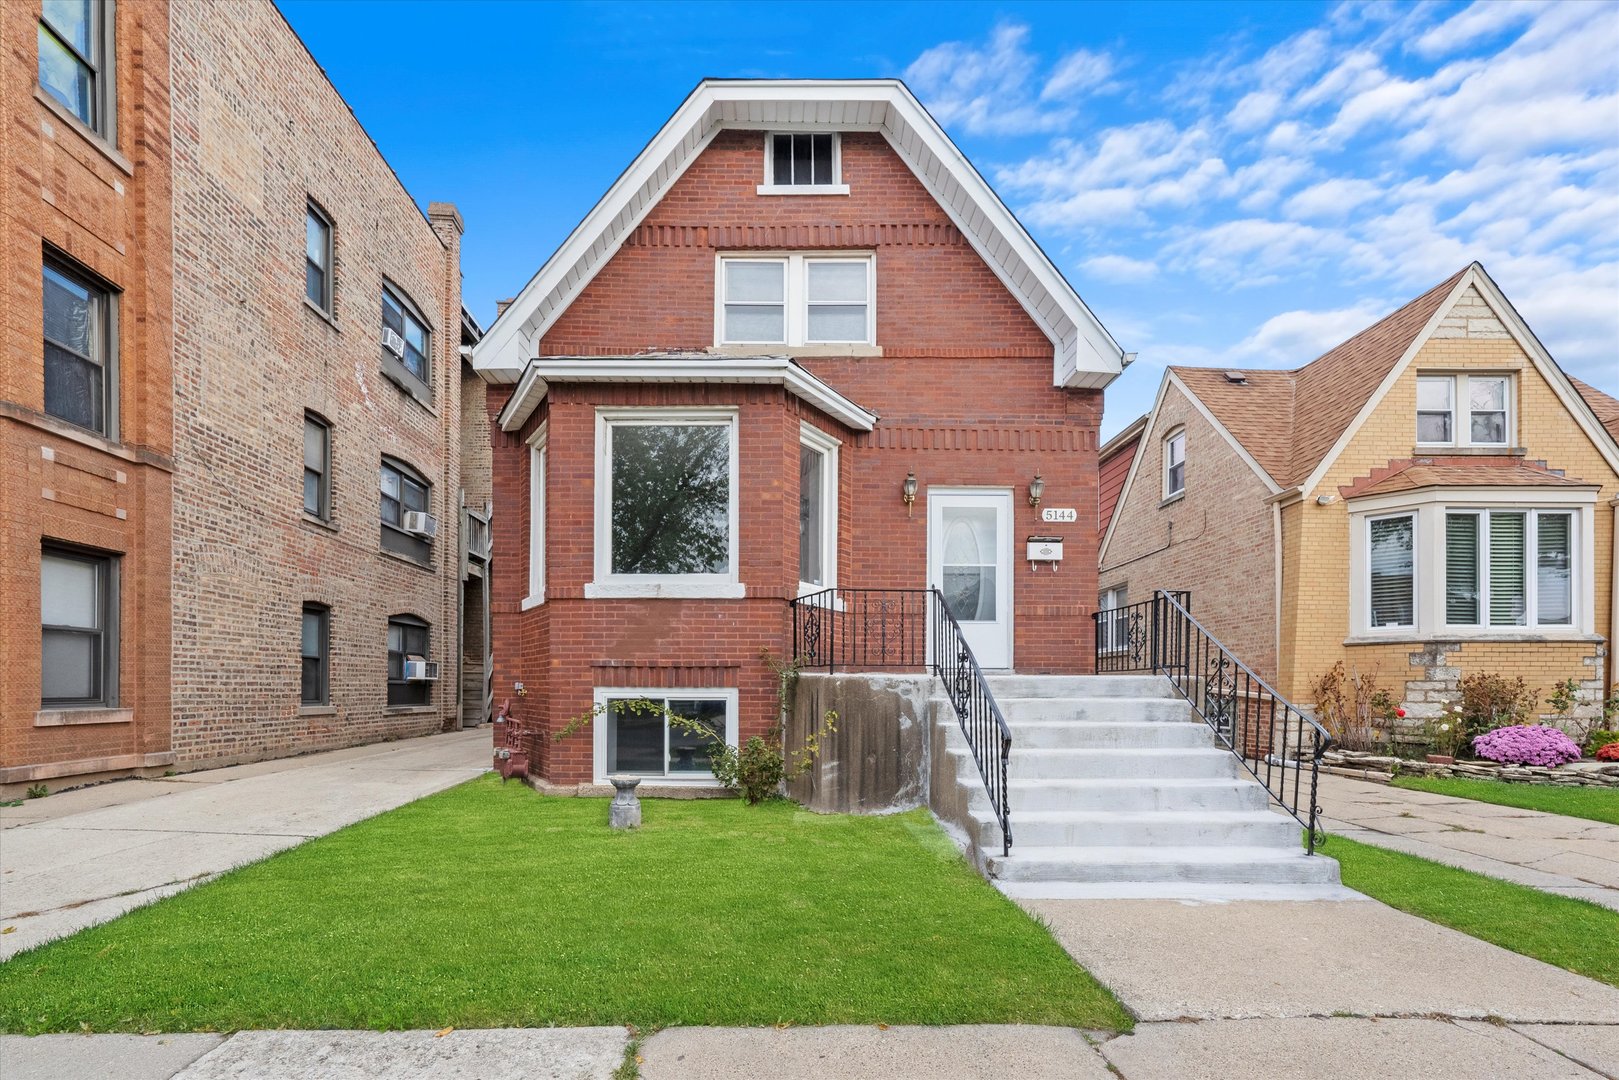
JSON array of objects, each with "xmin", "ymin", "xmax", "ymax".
[
  {"xmin": 490, "ymin": 129, "xmax": 1106, "ymax": 786},
  {"xmin": 1, "ymin": 0, "xmax": 176, "ymax": 793}
]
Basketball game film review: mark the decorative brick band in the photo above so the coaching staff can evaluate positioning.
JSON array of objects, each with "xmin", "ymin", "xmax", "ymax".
[
  {"xmin": 623, "ymin": 222, "xmax": 966, "ymax": 250},
  {"xmin": 857, "ymin": 426, "xmax": 1094, "ymax": 452},
  {"xmin": 589, "ymin": 661, "xmax": 742, "ymax": 688}
]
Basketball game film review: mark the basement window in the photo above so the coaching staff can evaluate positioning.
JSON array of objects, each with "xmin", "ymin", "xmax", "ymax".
[{"xmin": 593, "ymin": 689, "xmax": 738, "ymax": 781}]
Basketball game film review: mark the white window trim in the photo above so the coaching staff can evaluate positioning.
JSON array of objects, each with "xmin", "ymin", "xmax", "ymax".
[
  {"xmin": 1363, "ymin": 512, "xmax": 1418, "ymax": 633},
  {"xmin": 592, "ymin": 686, "xmax": 740, "ymax": 784},
  {"xmin": 758, "ymin": 132, "xmax": 849, "ymax": 196},
  {"xmin": 1163, "ymin": 429, "xmax": 1186, "ymax": 499},
  {"xmin": 1097, "ymin": 586, "xmax": 1128, "ymax": 655},
  {"xmin": 715, "ymin": 253, "xmax": 875, "ymax": 348},
  {"xmin": 1345, "ymin": 486, "xmax": 1596, "ymax": 642},
  {"xmin": 522, "ymin": 422, "xmax": 547, "ymax": 609},
  {"xmin": 797, "ymin": 422, "xmax": 840, "ymax": 598},
  {"xmin": 1441, "ymin": 508, "xmax": 1579, "ymax": 632},
  {"xmin": 587, "ymin": 407, "xmax": 744, "ymax": 600},
  {"xmin": 1415, "ymin": 372, "xmax": 1514, "ymax": 448}
]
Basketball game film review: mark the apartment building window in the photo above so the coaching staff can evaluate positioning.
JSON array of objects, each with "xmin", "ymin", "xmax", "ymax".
[
  {"xmin": 1164, "ymin": 430, "xmax": 1186, "ymax": 498},
  {"xmin": 593, "ymin": 409, "xmax": 738, "ymax": 595},
  {"xmin": 1445, "ymin": 509, "xmax": 1574, "ymax": 628},
  {"xmin": 596, "ymin": 689, "xmax": 738, "ymax": 780},
  {"xmin": 1417, "ymin": 374, "xmax": 1511, "ymax": 446},
  {"xmin": 1367, "ymin": 514, "xmax": 1416, "ymax": 629},
  {"xmin": 300, "ymin": 604, "xmax": 329, "ymax": 706},
  {"xmin": 798, "ymin": 423, "xmax": 839, "ymax": 593},
  {"xmin": 379, "ymin": 457, "xmax": 432, "ymax": 563},
  {"xmin": 760, "ymin": 133, "xmax": 847, "ymax": 194},
  {"xmin": 717, "ymin": 255, "xmax": 873, "ymax": 347},
  {"xmin": 305, "ymin": 203, "xmax": 333, "ymax": 313},
  {"xmin": 386, "ymin": 615, "xmax": 430, "ymax": 707},
  {"xmin": 43, "ymin": 256, "xmax": 115, "ymax": 437},
  {"xmin": 303, "ymin": 413, "xmax": 331, "ymax": 519},
  {"xmin": 380, "ymin": 283, "xmax": 431, "ymax": 398},
  {"xmin": 41, "ymin": 544, "xmax": 117, "ymax": 708},
  {"xmin": 38, "ymin": 0, "xmax": 114, "ymax": 138}
]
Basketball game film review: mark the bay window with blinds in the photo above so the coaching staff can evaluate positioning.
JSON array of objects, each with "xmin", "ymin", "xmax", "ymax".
[{"xmin": 1444, "ymin": 509, "xmax": 1573, "ymax": 629}]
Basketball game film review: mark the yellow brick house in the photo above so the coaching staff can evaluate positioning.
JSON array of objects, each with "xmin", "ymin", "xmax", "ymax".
[{"xmin": 1100, "ymin": 263, "xmax": 1619, "ymax": 733}]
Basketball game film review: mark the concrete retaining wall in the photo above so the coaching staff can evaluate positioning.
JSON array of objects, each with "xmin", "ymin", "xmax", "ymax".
[{"xmin": 786, "ymin": 673, "xmax": 935, "ymax": 814}]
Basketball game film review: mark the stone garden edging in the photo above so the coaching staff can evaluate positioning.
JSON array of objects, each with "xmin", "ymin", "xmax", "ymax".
[{"xmin": 1322, "ymin": 749, "xmax": 1619, "ymax": 788}]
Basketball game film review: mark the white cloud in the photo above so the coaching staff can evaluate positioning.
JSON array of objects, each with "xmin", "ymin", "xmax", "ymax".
[
  {"xmin": 1282, "ymin": 177, "xmax": 1384, "ymax": 219},
  {"xmin": 1042, "ymin": 48, "xmax": 1115, "ymax": 101},
  {"xmin": 1078, "ymin": 254, "xmax": 1160, "ymax": 282},
  {"xmin": 1412, "ymin": 0, "xmax": 1542, "ymax": 58},
  {"xmin": 904, "ymin": 23, "xmax": 1117, "ymax": 136},
  {"xmin": 1228, "ymin": 302, "xmax": 1393, "ymax": 366}
]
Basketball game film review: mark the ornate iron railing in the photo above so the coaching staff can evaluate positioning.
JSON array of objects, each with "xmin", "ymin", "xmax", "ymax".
[
  {"xmin": 792, "ymin": 587, "xmax": 1013, "ymax": 857},
  {"xmin": 1093, "ymin": 590, "xmax": 1332, "ymax": 852}
]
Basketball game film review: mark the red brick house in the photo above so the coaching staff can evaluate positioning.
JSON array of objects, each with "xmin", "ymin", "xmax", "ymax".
[{"xmin": 474, "ymin": 80, "xmax": 1129, "ymax": 789}]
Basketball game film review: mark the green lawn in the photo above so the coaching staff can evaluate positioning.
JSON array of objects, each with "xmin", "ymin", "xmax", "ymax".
[
  {"xmin": 0, "ymin": 776, "xmax": 1128, "ymax": 1034},
  {"xmin": 1330, "ymin": 833, "xmax": 1619, "ymax": 987},
  {"xmin": 1392, "ymin": 775, "xmax": 1619, "ymax": 826}
]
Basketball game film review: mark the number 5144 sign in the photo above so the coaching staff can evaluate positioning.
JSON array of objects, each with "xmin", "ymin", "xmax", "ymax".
[{"xmin": 1041, "ymin": 507, "xmax": 1077, "ymax": 523}]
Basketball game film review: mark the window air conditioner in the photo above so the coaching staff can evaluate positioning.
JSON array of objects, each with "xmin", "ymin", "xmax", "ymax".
[
  {"xmin": 404, "ymin": 659, "xmax": 440, "ymax": 682},
  {"xmin": 402, "ymin": 511, "xmax": 438, "ymax": 538},
  {"xmin": 382, "ymin": 328, "xmax": 407, "ymax": 357}
]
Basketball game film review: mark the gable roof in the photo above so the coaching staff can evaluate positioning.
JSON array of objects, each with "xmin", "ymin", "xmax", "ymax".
[
  {"xmin": 1170, "ymin": 267, "xmax": 1467, "ymax": 489},
  {"xmin": 470, "ymin": 79, "xmax": 1126, "ymax": 390},
  {"xmin": 1571, "ymin": 376, "xmax": 1619, "ymax": 443}
]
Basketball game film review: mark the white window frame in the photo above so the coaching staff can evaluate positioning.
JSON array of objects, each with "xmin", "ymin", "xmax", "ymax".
[
  {"xmin": 1441, "ymin": 508, "xmax": 1577, "ymax": 631},
  {"xmin": 592, "ymin": 686, "xmax": 740, "ymax": 784},
  {"xmin": 1415, "ymin": 373, "xmax": 1514, "ymax": 448},
  {"xmin": 758, "ymin": 132, "xmax": 849, "ymax": 196},
  {"xmin": 1364, "ymin": 512, "xmax": 1418, "ymax": 632},
  {"xmin": 587, "ymin": 407, "xmax": 744, "ymax": 599},
  {"xmin": 1163, "ymin": 429, "xmax": 1186, "ymax": 499},
  {"xmin": 715, "ymin": 253, "xmax": 875, "ymax": 348},
  {"xmin": 797, "ymin": 422, "xmax": 840, "ymax": 597},
  {"xmin": 1346, "ymin": 487, "xmax": 1595, "ymax": 641},
  {"xmin": 523, "ymin": 422, "xmax": 547, "ymax": 609},
  {"xmin": 1097, "ymin": 586, "xmax": 1127, "ymax": 655}
]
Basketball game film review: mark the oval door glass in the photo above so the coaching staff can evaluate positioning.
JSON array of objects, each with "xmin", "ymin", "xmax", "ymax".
[{"xmin": 942, "ymin": 508, "xmax": 997, "ymax": 622}]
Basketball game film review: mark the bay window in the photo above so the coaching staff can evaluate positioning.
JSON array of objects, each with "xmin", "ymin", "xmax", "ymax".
[
  {"xmin": 1416, "ymin": 374, "xmax": 1510, "ymax": 446},
  {"xmin": 594, "ymin": 689, "xmax": 738, "ymax": 781},
  {"xmin": 798, "ymin": 423, "xmax": 839, "ymax": 594},
  {"xmin": 1444, "ymin": 509, "xmax": 1573, "ymax": 628},
  {"xmin": 525, "ymin": 425, "xmax": 547, "ymax": 607},
  {"xmin": 717, "ymin": 254, "xmax": 873, "ymax": 347},
  {"xmin": 1368, "ymin": 515, "xmax": 1415, "ymax": 629}
]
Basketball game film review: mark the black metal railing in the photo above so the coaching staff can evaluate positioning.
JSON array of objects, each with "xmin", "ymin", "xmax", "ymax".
[
  {"xmin": 1092, "ymin": 590, "xmax": 1332, "ymax": 852},
  {"xmin": 793, "ymin": 587, "xmax": 1013, "ymax": 857}
]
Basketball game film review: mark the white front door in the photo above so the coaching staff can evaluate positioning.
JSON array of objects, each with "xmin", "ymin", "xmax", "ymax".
[{"xmin": 928, "ymin": 489, "xmax": 1013, "ymax": 669}]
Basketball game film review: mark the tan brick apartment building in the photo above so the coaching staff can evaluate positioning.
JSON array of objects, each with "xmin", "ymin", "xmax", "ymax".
[
  {"xmin": 472, "ymin": 81, "xmax": 1127, "ymax": 788},
  {"xmin": 3, "ymin": 1, "xmax": 488, "ymax": 794}
]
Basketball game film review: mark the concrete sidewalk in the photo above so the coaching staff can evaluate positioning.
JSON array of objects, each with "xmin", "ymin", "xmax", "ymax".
[
  {"xmin": 0, "ymin": 729, "xmax": 489, "ymax": 959},
  {"xmin": 1319, "ymin": 772, "xmax": 1619, "ymax": 909}
]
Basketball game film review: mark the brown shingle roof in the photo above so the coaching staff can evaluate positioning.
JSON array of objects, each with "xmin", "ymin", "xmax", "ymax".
[
  {"xmin": 1571, "ymin": 375, "xmax": 1619, "ymax": 443},
  {"xmin": 1341, "ymin": 458, "xmax": 1594, "ymax": 500},
  {"xmin": 1170, "ymin": 266, "xmax": 1471, "ymax": 488}
]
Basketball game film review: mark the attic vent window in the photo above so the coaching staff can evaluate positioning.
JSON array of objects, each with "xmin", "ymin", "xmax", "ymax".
[
  {"xmin": 760, "ymin": 133, "xmax": 849, "ymax": 196},
  {"xmin": 1223, "ymin": 371, "xmax": 1248, "ymax": 384}
]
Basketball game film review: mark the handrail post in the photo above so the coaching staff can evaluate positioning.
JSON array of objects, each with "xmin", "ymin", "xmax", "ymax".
[{"xmin": 1149, "ymin": 591, "xmax": 1161, "ymax": 674}]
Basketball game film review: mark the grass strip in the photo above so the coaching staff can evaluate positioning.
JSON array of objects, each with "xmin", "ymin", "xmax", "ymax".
[{"xmin": 1390, "ymin": 774, "xmax": 1619, "ymax": 826}]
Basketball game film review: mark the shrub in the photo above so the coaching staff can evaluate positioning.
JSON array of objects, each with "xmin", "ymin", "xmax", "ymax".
[
  {"xmin": 1311, "ymin": 662, "xmax": 1399, "ymax": 752},
  {"xmin": 1597, "ymin": 742, "xmax": 1619, "ymax": 763},
  {"xmin": 1458, "ymin": 673, "xmax": 1539, "ymax": 751},
  {"xmin": 1471, "ymin": 724, "xmax": 1581, "ymax": 767},
  {"xmin": 1586, "ymin": 730, "xmax": 1619, "ymax": 757}
]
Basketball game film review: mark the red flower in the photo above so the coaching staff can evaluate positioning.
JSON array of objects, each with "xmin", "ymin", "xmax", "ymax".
[
  {"xmin": 1396, "ymin": 708, "xmax": 1407, "ymax": 718},
  {"xmin": 1597, "ymin": 742, "xmax": 1619, "ymax": 762}
]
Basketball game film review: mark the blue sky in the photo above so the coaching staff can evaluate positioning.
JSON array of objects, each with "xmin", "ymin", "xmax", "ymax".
[{"xmin": 279, "ymin": 0, "xmax": 1618, "ymax": 438}]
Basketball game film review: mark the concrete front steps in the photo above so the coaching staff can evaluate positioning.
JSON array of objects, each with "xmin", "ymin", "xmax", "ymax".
[{"xmin": 935, "ymin": 675, "xmax": 1343, "ymax": 899}]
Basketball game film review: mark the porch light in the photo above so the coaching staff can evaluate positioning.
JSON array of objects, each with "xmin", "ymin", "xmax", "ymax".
[
  {"xmin": 902, "ymin": 471, "xmax": 918, "ymax": 516},
  {"xmin": 1028, "ymin": 472, "xmax": 1045, "ymax": 509}
]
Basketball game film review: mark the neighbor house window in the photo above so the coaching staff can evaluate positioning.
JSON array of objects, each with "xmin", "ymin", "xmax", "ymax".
[
  {"xmin": 1444, "ymin": 509, "xmax": 1574, "ymax": 628},
  {"xmin": 525, "ymin": 425, "xmax": 547, "ymax": 606},
  {"xmin": 41, "ymin": 544, "xmax": 117, "ymax": 708},
  {"xmin": 386, "ymin": 615, "xmax": 430, "ymax": 707},
  {"xmin": 305, "ymin": 202, "xmax": 333, "ymax": 313},
  {"xmin": 1097, "ymin": 586, "xmax": 1127, "ymax": 654},
  {"xmin": 300, "ymin": 604, "xmax": 328, "ymax": 706},
  {"xmin": 303, "ymin": 413, "xmax": 331, "ymax": 519},
  {"xmin": 1164, "ymin": 430, "xmax": 1186, "ymax": 498},
  {"xmin": 798, "ymin": 424, "xmax": 839, "ymax": 593},
  {"xmin": 762, "ymin": 133, "xmax": 843, "ymax": 191},
  {"xmin": 1368, "ymin": 514, "xmax": 1415, "ymax": 629},
  {"xmin": 596, "ymin": 689, "xmax": 738, "ymax": 780},
  {"xmin": 43, "ymin": 255, "xmax": 114, "ymax": 437},
  {"xmin": 594, "ymin": 409, "xmax": 738, "ymax": 594},
  {"xmin": 38, "ymin": 0, "xmax": 113, "ymax": 137},
  {"xmin": 718, "ymin": 255, "xmax": 873, "ymax": 346},
  {"xmin": 379, "ymin": 457, "xmax": 432, "ymax": 563},
  {"xmin": 380, "ymin": 283, "xmax": 431, "ymax": 397},
  {"xmin": 1416, "ymin": 374, "xmax": 1510, "ymax": 446}
]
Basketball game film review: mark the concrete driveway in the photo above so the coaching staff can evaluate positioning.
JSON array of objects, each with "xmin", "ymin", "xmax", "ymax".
[{"xmin": 0, "ymin": 730, "xmax": 489, "ymax": 959}]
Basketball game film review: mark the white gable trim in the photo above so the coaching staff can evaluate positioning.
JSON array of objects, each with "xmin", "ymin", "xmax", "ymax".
[
  {"xmin": 1300, "ymin": 264, "xmax": 1619, "ymax": 494},
  {"xmin": 471, "ymin": 80, "xmax": 1125, "ymax": 390},
  {"xmin": 1098, "ymin": 370, "xmax": 1282, "ymax": 568}
]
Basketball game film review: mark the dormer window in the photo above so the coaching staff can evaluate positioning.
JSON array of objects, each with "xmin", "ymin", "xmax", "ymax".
[
  {"xmin": 1417, "ymin": 374, "xmax": 1510, "ymax": 446},
  {"xmin": 759, "ymin": 133, "xmax": 849, "ymax": 195}
]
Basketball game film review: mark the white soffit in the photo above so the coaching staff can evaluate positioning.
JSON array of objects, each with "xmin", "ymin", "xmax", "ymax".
[{"xmin": 472, "ymin": 79, "xmax": 1125, "ymax": 390}]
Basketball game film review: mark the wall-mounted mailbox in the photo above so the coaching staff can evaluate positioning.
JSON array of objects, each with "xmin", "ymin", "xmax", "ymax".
[{"xmin": 1026, "ymin": 535, "xmax": 1063, "ymax": 562}]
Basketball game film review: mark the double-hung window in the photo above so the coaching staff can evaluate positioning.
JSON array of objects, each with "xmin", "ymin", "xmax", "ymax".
[
  {"xmin": 380, "ymin": 457, "xmax": 432, "ymax": 563},
  {"xmin": 43, "ymin": 255, "xmax": 114, "ymax": 437},
  {"xmin": 1164, "ymin": 431, "xmax": 1186, "ymax": 498},
  {"xmin": 1445, "ymin": 509, "xmax": 1573, "ymax": 628},
  {"xmin": 798, "ymin": 424, "xmax": 839, "ymax": 594},
  {"xmin": 386, "ymin": 615, "xmax": 430, "ymax": 707},
  {"xmin": 1097, "ymin": 587, "xmax": 1128, "ymax": 654},
  {"xmin": 525, "ymin": 425, "xmax": 547, "ymax": 607},
  {"xmin": 38, "ymin": 0, "xmax": 114, "ymax": 138},
  {"xmin": 1367, "ymin": 514, "xmax": 1416, "ymax": 629},
  {"xmin": 718, "ymin": 255, "xmax": 873, "ymax": 347},
  {"xmin": 594, "ymin": 409, "xmax": 739, "ymax": 596},
  {"xmin": 1416, "ymin": 375, "xmax": 1510, "ymax": 446},
  {"xmin": 303, "ymin": 413, "xmax": 331, "ymax": 519},
  {"xmin": 596, "ymin": 689, "xmax": 738, "ymax": 780},
  {"xmin": 380, "ymin": 283, "xmax": 431, "ymax": 399},
  {"xmin": 305, "ymin": 203, "xmax": 333, "ymax": 313},
  {"xmin": 41, "ymin": 544, "xmax": 117, "ymax": 708},
  {"xmin": 760, "ymin": 133, "xmax": 846, "ymax": 194},
  {"xmin": 300, "ymin": 604, "xmax": 329, "ymax": 706}
]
